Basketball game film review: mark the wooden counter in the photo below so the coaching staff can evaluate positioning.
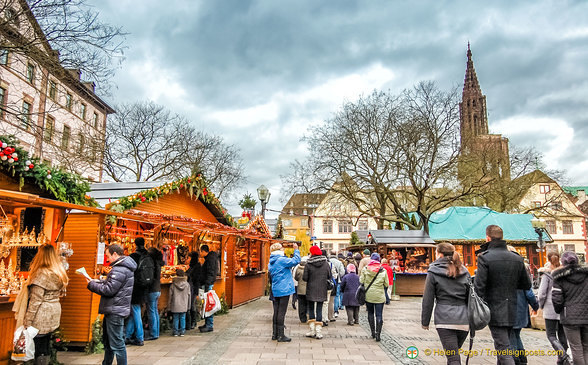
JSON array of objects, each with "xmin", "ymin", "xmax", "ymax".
[
  {"xmin": 393, "ymin": 273, "xmax": 427, "ymax": 296},
  {"xmin": 0, "ymin": 298, "xmax": 16, "ymax": 365},
  {"xmin": 231, "ymin": 273, "xmax": 266, "ymax": 307}
]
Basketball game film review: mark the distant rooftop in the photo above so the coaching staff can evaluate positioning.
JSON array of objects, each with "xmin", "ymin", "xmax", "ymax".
[{"xmin": 563, "ymin": 186, "xmax": 588, "ymax": 197}]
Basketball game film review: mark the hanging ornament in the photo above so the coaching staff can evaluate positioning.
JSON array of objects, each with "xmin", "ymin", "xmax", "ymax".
[
  {"xmin": 11, "ymin": 152, "xmax": 17, "ymax": 158},
  {"xmin": 13, "ymin": 157, "xmax": 17, "ymax": 162},
  {"xmin": 24, "ymin": 166, "xmax": 29, "ymax": 171},
  {"xmin": 47, "ymin": 174, "xmax": 52, "ymax": 179},
  {"xmin": 1, "ymin": 156, "xmax": 6, "ymax": 161},
  {"xmin": 28, "ymin": 164, "xmax": 34, "ymax": 169},
  {"xmin": 1, "ymin": 142, "xmax": 6, "ymax": 148},
  {"xmin": 8, "ymin": 158, "xmax": 13, "ymax": 163},
  {"xmin": 25, "ymin": 160, "xmax": 31, "ymax": 165}
]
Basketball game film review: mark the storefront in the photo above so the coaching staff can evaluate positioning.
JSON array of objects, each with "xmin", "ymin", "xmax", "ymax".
[{"xmin": 351, "ymin": 230, "xmax": 437, "ymax": 295}]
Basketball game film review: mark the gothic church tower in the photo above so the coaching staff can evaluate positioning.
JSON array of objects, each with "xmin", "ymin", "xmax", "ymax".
[{"xmin": 458, "ymin": 44, "xmax": 510, "ymax": 181}]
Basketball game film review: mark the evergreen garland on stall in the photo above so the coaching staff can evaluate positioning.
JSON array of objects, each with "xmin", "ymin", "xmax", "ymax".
[
  {"xmin": 0, "ymin": 135, "xmax": 95, "ymax": 206},
  {"xmin": 84, "ymin": 317, "xmax": 104, "ymax": 354}
]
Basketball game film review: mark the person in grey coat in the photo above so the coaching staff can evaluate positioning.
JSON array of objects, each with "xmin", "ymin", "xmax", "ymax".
[
  {"xmin": 293, "ymin": 256, "xmax": 309, "ymax": 323},
  {"xmin": 168, "ymin": 269, "xmax": 191, "ymax": 337},
  {"xmin": 421, "ymin": 242, "xmax": 470, "ymax": 365},
  {"xmin": 538, "ymin": 252, "xmax": 571, "ymax": 365},
  {"xmin": 87, "ymin": 244, "xmax": 136, "ymax": 365}
]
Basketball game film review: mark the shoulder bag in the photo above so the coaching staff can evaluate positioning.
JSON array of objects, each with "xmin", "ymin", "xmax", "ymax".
[
  {"xmin": 466, "ymin": 277, "xmax": 491, "ymax": 365},
  {"xmin": 355, "ymin": 268, "xmax": 382, "ymax": 306}
]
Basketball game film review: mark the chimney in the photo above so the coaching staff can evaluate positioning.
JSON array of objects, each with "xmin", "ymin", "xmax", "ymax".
[
  {"xmin": 578, "ymin": 190, "xmax": 586, "ymax": 204},
  {"xmin": 66, "ymin": 69, "xmax": 81, "ymax": 80},
  {"xmin": 82, "ymin": 81, "xmax": 96, "ymax": 93}
]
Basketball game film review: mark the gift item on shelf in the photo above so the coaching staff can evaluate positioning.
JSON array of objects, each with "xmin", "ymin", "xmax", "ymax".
[
  {"xmin": 0, "ymin": 258, "xmax": 24, "ymax": 296},
  {"xmin": 58, "ymin": 242, "xmax": 74, "ymax": 271},
  {"xmin": 234, "ymin": 238, "xmax": 262, "ymax": 276},
  {"xmin": 6, "ymin": 228, "xmax": 48, "ymax": 248}
]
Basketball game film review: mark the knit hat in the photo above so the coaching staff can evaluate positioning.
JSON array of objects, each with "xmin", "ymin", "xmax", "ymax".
[
  {"xmin": 561, "ymin": 251, "xmax": 579, "ymax": 266},
  {"xmin": 346, "ymin": 264, "xmax": 356, "ymax": 273},
  {"xmin": 310, "ymin": 245, "xmax": 322, "ymax": 256},
  {"xmin": 347, "ymin": 252, "xmax": 353, "ymax": 258},
  {"xmin": 370, "ymin": 253, "xmax": 381, "ymax": 262},
  {"xmin": 354, "ymin": 252, "xmax": 362, "ymax": 260},
  {"xmin": 176, "ymin": 269, "xmax": 185, "ymax": 277},
  {"xmin": 363, "ymin": 249, "xmax": 371, "ymax": 255}
]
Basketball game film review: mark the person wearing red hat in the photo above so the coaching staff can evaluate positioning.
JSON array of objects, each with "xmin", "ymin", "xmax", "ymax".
[{"xmin": 302, "ymin": 245, "xmax": 332, "ymax": 339}]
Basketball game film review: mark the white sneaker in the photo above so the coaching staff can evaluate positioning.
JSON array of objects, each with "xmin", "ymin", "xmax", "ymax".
[{"xmin": 334, "ymin": 313, "xmax": 338, "ymax": 318}]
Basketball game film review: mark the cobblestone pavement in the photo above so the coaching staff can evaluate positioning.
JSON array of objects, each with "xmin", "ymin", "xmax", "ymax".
[{"xmin": 59, "ymin": 296, "xmax": 560, "ymax": 364}]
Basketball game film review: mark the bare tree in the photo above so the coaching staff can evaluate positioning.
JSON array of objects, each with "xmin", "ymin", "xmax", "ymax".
[
  {"xmin": 1, "ymin": 0, "xmax": 126, "ymax": 93},
  {"xmin": 104, "ymin": 101, "xmax": 245, "ymax": 199},
  {"xmin": 283, "ymin": 82, "xmax": 519, "ymax": 232}
]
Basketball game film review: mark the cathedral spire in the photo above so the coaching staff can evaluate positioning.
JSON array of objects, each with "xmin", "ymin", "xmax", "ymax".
[{"xmin": 459, "ymin": 43, "xmax": 488, "ymax": 143}]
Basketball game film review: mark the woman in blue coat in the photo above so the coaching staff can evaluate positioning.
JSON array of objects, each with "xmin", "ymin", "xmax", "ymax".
[
  {"xmin": 268, "ymin": 242, "xmax": 300, "ymax": 342},
  {"xmin": 340, "ymin": 264, "xmax": 360, "ymax": 325}
]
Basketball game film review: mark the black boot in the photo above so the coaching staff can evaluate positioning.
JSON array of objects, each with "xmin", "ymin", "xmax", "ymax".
[
  {"xmin": 368, "ymin": 317, "xmax": 375, "ymax": 339},
  {"xmin": 277, "ymin": 325, "xmax": 291, "ymax": 342},
  {"xmin": 375, "ymin": 321, "xmax": 383, "ymax": 342},
  {"xmin": 272, "ymin": 323, "xmax": 278, "ymax": 340}
]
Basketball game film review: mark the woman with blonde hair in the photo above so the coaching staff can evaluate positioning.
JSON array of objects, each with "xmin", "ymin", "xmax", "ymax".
[
  {"xmin": 13, "ymin": 244, "xmax": 69, "ymax": 365},
  {"xmin": 268, "ymin": 242, "xmax": 300, "ymax": 342}
]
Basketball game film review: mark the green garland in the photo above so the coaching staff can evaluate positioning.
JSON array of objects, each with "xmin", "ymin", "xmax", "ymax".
[
  {"xmin": 107, "ymin": 174, "xmax": 234, "ymax": 225},
  {"xmin": 84, "ymin": 316, "xmax": 104, "ymax": 354},
  {"xmin": 0, "ymin": 135, "xmax": 96, "ymax": 206}
]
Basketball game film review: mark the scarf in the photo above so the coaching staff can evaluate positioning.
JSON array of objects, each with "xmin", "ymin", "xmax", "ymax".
[{"xmin": 12, "ymin": 275, "xmax": 32, "ymax": 329}]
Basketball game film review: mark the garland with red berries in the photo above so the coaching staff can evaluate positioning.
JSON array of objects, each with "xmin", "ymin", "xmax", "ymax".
[{"xmin": 0, "ymin": 135, "xmax": 95, "ymax": 206}]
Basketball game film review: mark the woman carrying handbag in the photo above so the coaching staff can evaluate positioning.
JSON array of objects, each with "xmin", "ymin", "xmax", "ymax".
[
  {"xmin": 359, "ymin": 253, "xmax": 389, "ymax": 341},
  {"xmin": 421, "ymin": 243, "xmax": 470, "ymax": 365}
]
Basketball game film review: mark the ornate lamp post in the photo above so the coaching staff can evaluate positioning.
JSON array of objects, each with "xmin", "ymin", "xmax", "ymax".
[
  {"xmin": 531, "ymin": 217, "xmax": 547, "ymax": 268},
  {"xmin": 257, "ymin": 185, "xmax": 271, "ymax": 219}
]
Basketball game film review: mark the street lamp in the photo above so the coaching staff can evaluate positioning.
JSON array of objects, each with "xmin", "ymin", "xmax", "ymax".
[
  {"xmin": 531, "ymin": 217, "xmax": 547, "ymax": 268},
  {"xmin": 257, "ymin": 185, "xmax": 271, "ymax": 219}
]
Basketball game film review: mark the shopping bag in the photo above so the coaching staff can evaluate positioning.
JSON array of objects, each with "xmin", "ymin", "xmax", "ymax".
[
  {"xmin": 11, "ymin": 326, "xmax": 39, "ymax": 362},
  {"xmin": 203, "ymin": 290, "xmax": 221, "ymax": 317}
]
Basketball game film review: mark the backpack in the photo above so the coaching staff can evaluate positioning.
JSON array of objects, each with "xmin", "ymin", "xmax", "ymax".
[
  {"xmin": 330, "ymin": 262, "xmax": 339, "ymax": 285},
  {"xmin": 135, "ymin": 251, "xmax": 155, "ymax": 288}
]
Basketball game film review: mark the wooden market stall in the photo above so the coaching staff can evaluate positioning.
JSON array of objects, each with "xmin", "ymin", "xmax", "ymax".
[
  {"xmin": 351, "ymin": 230, "xmax": 437, "ymax": 296},
  {"xmin": 427, "ymin": 207, "xmax": 550, "ymax": 277}
]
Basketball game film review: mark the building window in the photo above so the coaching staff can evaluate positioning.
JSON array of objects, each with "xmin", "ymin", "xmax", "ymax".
[
  {"xmin": 303, "ymin": 209, "xmax": 308, "ymax": 215},
  {"xmin": 546, "ymin": 220, "xmax": 556, "ymax": 235},
  {"xmin": 78, "ymin": 133, "xmax": 85, "ymax": 153},
  {"xmin": 65, "ymin": 93, "xmax": 72, "ymax": 111},
  {"xmin": 338, "ymin": 219, "xmax": 353, "ymax": 234},
  {"xmin": 0, "ymin": 49, "xmax": 8, "ymax": 65},
  {"xmin": 80, "ymin": 103, "xmax": 87, "ymax": 120},
  {"xmin": 5, "ymin": 8, "xmax": 19, "ymax": 26},
  {"xmin": 93, "ymin": 112, "xmax": 99, "ymax": 128},
  {"xmin": 26, "ymin": 64, "xmax": 35, "ymax": 84},
  {"xmin": 551, "ymin": 201, "xmax": 563, "ymax": 211},
  {"xmin": 564, "ymin": 244, "xmax": 575, "ymax": 252},
  {"xmin": 282, "ymin": 219, "xmax": 292, "ymax": 227},
  {"xmin": 358, "ymin": 219, "xmax": 368, "ymax": 231},
  {"xmin": 48, "ymin": 80, "xmax": 57, "ymax": 100},
  {"xmin": 546, "ymin": 244, "xmax": 558, "ymax": 254},
  {"xmin": 539, "ymin": 185, "xmax": 550, "ymax": 194},
  {"xmin": 300, "ymin": 219, "xmax": 308, "ymax": 227},
  {"xmin": 321, "ymin": 243, "xmax": 333, "ymax": 251},
  {"xmin": 562, "ymin": 220, "xmax": 573, "ymax": 235},
  {"xmin": 532, "ymin": 201, "xmax": 541, "ymax": 208},
  {"xmin": 21, "ymin": 101, "xmax": 31, "ymax": 130},
  {"xmin": 61, "ymin": 125, "xmax": 70, "ymax": 149},
  {"xmin": 44, "ymin": 117, "xmax": 54, "ymax": 142},
  {"xmin": 90, "ymin": 139, "xmax": 99, "ymax": 162},
  {"xmin": 0, "ymin": 86, "xmax": 6, "ymax": 118},
  {"xmin": 323, "ymin": 219, "xmax": 333, "ymax": 234}
]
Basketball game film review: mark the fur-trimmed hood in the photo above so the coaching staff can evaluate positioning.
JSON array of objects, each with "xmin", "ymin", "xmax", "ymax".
[
  {"xmin": 307, "ymin": 255, "xmax": 327, "ymax": 267},
  {"xmin": 553, "ymin": 264, "xmax": 588, "ymax": 285}
]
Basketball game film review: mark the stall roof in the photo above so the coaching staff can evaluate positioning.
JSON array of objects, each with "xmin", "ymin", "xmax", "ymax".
[
  {"xmin": 89, "ymin": 181, "xmax": 164, "ymax": 207},
  {"xmin": 356, "ymin": 230, "xmax": 436, "ymax": 245},
  {"xmin": 427, "ymin": 206, "xmax": 552, "ymax": 243}
]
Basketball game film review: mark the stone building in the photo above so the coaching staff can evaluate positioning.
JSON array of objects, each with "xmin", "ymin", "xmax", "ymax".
[{"xmin": 0, "ymin": 0, "xmax": 114, "ymax": 181}]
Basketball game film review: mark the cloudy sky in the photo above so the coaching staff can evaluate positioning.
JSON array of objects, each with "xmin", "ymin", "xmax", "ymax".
[{"xmin": 92, "ymin": 0, "xmax": 588, "ymax": 218}]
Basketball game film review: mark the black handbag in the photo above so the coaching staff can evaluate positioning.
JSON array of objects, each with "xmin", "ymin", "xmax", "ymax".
[
  {"xmin": 466, "ymin": 277, "xmax": 491, "ymax": 365},
  {"xmin": 355, "ymin": 268, "xmax": 382, "ymax": 306}
]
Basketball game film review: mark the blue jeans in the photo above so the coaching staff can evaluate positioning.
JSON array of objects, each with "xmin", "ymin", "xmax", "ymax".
[
  {"xmin": 102, "ymin": 314, "xmax": 127, "ymax": 365},
  {"xmin": 146, "ymin": 292, "xmax": 160, "ymax": 339},
  {"xmin": 203, "ymin": 284, "xmax": 214, "ymax": 328},
  {"xmin": 125, "ymin": 304, "xmax": 144, "ymax": 342},
  {"xmin": 366, "ymin": 302, "xmax": 384, "ymax": 323},
  {"xmin": 335, "ymin": 283, "xmax": 343, "ymax": 311},
  {"xmin": 172, "ymin": 312, "xmax": 186, "ymax": 335}
]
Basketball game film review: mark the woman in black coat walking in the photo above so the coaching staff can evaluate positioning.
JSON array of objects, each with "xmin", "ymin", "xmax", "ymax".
[
  {"xmin": 340, "ymin": 264, "xmax": 360, "ymax": 325},
  {"xmin": 421, "ymin": 243, "xmax": 470, "ymax": 365},
  {"xmin": 552, "ymin": 251, "xmax": 588, "ymax": 365},
  {"xmin": 302, "ymin": 245, "xmax": 332, "ymax": 339}
]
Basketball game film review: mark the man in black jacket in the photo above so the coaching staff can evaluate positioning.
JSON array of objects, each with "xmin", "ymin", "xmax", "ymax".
[
  {"xmin": 199, "ymin": 244, "xmax": 219, "ymax": 332},
  {"xmin": 475, "ymin": 225, "xmax": 531, "ymax": 365},
  {"xmin": 87, "ymin": 244, "xmax": 136, "ymax": 365},
  {"xmin": 126, "ymin": 237, "xmax": 151, "ymax": 345}
]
